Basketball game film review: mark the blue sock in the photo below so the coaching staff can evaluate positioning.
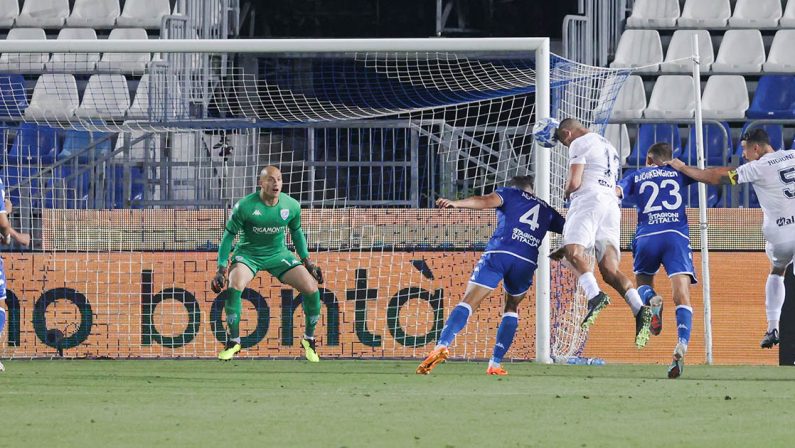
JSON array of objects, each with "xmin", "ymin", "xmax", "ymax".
[
  {"xmin": 437, "ymin": 303, "xmax": 472, "ymax": 347},
  {"xmin": 676, "ymin": 305, "xmax": 693, "ymax": 345},
  {"xmin": 0, "ymin": 307, "xmax": 5, "ymax": 335},
  {"xmin": 637, "ymin": 285, "xmax": 655, "ymax": 306},
  {"xmin": 491, "ymin": 312, "xmax": 519, "ymax": 364}
]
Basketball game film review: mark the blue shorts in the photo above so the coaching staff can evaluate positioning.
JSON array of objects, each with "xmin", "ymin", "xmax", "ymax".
[
  {"xmin": 469, "ymin": 252, "xmax": 536, "ymax": 296},
  {"xmin": 0, "ymin": 258, "xmax": 6, "ymax": 301},
  {"xmin": 632, "ymin": 233, "xmax": 697, "ymax": 284}
]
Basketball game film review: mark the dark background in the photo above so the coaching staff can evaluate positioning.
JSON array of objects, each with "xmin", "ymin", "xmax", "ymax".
[{"xmin": 239, "ymin": 0, "xmax": 578, "ymax": 38}]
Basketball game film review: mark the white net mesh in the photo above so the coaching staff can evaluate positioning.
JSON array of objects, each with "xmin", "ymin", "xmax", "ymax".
[{"xmin": 0, "ymin": 46, "xmax": 629, "ymax": 360}]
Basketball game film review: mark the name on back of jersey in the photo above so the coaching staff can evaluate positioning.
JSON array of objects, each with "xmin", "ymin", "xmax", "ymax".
[
  {"xmin": 633, "ymin": 168, "xmax": 678, "ymax": 182},
  {"xmin": 511, "ymin": 227, "xmax": 541, "ymax": 247}
]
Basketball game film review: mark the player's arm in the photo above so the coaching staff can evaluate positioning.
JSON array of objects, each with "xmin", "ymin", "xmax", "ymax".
[
  {"xmin": 564, "ymin": 163, "xmax": 585, "ymax": 200},
  {"xmin": 666, "ymin": 158, "xmax": 737, "ymax": 185},
  {"xmin": 288, "ymin": 208, "xmax": 323, "ymax": 284},
  {"xmin": 212, "ymin": 203, "xmax": 244, "ymax": 293},
  {"xmin": 0, "ymin": 199, "xmax": 30, "ymax": 247},
  {"xmin": 436, "ymin": 192, "xmax": 502, "ymax": 210}
]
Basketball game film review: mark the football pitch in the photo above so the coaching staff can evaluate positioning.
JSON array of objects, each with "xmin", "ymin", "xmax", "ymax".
[{"xmin": 2, "ymin": 360, "xmax": 794, "ymax": 447}]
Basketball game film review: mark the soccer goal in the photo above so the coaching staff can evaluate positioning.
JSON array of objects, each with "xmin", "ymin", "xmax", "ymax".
[{"xmin": 0, "ymin": 38, "xmax": 630, "ymax": 363}]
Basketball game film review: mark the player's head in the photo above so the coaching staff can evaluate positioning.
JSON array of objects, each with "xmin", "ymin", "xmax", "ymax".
[
  {"xmin": 646, "ymin": 142, "xmax": 673, "ymax": 167},
  {"xmin": 509, "ymin": 175, "xmax": 534, "ymax": 194},
  {"xmin": 555, "ymin": 118, "xmax": 588, "ymax": 147},
  {"xmin": 740, "ymin": 128, "xmax": 774, "ymax": 162},
  {"xmin": 259, "ymin": 165, "xmax": 283, "ymax": 198}
]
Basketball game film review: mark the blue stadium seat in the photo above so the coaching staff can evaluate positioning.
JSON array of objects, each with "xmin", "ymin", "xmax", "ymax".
[
  {"xmin": 627, "ymin": 124, "xmax": 681, "ymax": 168},
  {"xmin": 685, "ymin": 183, "xmax": 720, "ymax": 208},
  {"xmin": 105, "ymin": 165, "xmax": 144, "ymax": 209},
  {"xmin": 60, "ymin": 129, "xmax": 113, "ymax": 161},
  {"xmin": 0, "ymin": 74, "xmax": 28, "ymax": 118},
  {"xmin": 618, "ymin": 168, "xmax": 638, "ymax": 208},
  {"xmin": 1, "ymin": 165, "xmax": 40, "ymax": 208},
  {"xmin": 683, "ymin": 122, "xmax": 731, "ymax": 166},
  {"xmin": 44, "ymin": 165, "xmax": 91, "ymax": 209},
  {"xmin": 736, "ymin": 123, "xmax": 784, "ymax": 159},
  {"xmin": 8, "ymin": 123, "xmax": 59, "ymax": 164},
  {"xmin": 746, "ymin": 76, "xmax": 795, "ymax": 119}
]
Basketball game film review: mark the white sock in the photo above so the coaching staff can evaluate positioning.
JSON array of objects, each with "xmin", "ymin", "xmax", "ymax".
[
  {"xmin": 231, "ymin": 337, "xmax": 241, "ymax": 344},
  {"xmin": 303, "ymin": 334, "xmax": 315, "ymax": 341},
  {"xmin": 624, "ymin": 288, "xmax": 643, "ymax": 316},
  {"xmin": 578, "ymin": 272, "xmax": 601, "ymax": 300},
  {"xmin": 488, "ymin": 359, "xmax": 500, "ymax": 369},
  {"xmin": 766, "ymin": 274, "xmax": 785, "ymax": 332}
]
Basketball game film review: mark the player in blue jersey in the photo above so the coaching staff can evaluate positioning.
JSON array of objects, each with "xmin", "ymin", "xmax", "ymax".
[
  {"xmin": 617, "ymin": 143, "xmax": 696, "ymax": 378},
  {"xmin": 0, "ymin": 178, "xmax": 31, "ymax": 372},
  {"xmin": 416, "ymin": 175, "xmax": 565, "ymax": 375}
]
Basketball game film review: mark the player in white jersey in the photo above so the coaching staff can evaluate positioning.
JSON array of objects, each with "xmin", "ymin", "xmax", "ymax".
[
  {"xmin": 668, "ymin": 128, "xmax": 795, "ymax": 348},
  {"xmin": 552, "ymin": 118, "xmax": 653, "ymax": 348}
]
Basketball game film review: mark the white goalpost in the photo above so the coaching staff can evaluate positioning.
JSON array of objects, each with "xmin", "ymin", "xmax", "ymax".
[{"xmin": 0, "ymin": 37, "xmax": 630, "ymax": 363}]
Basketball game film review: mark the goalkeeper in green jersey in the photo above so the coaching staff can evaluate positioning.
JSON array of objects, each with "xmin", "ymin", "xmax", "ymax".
[{"xmin": 212, "ymin": 166, "xmax": 324, "ymax": 362}]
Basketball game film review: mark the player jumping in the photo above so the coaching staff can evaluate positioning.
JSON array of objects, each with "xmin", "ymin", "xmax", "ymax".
[
  {"xmin": 618, "ymin": 143, "xmax": 696, "ymax": 378},
  {"xmin": 667, "ymin": 128, "xmax": 795, "ymax": 350},
  {"xmin": 0, "ymin": 181, "xmax": 32, "ymax": 372},
  {"xmin": 549, "ymin": 118, "xmax": 652, "ymax": 348},
  {"xmin": 416, "ymin": 175, "xmax": 565, "ymax": 375},
  {"xmin": 212, "ymin": 166, "xmax": 323, "ymax": 362}
]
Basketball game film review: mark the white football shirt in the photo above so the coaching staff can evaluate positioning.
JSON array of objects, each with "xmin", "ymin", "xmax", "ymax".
[
  {"xmin": 568, "ymin": 132, "xmax": 621, "ymax": 200},
  {"xmin": 736, "ymin": 149, "xmax": 795, "ymax": 242}
]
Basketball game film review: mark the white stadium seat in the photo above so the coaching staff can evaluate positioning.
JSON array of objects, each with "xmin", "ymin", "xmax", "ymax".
[
  {"xmin": 661, "ymin": 30, "xmax": 713, "ymax": 73},
  {"xmin": 604, "ymin": 124, "xmax": 631, "ymax": 165},
  {"xmin": 678, "ymin": 0, "xmax": 731, "ymax": 28},
  {"xmin": 701, "ymin": 75, "xmax": 749, "ymax": 120},
  {"xmin": 47, "ymin": 28, "xmax": 100, "ymax": 73},
  {"xmin": 25, "ymin": 74, "xmax": 80, "ymax": 121},
  {"xmin": 95, "ymin": 28, "xmax": 151, "ymax": 74},
  {"xmin": 0, "ymin": 0, "xmax": 20, "ymax": 27},
  {"xmin": 115, "ymin": 127, "xmax": 161, "ymax": 161},
  {"xmin": 729, "ymin": 0, "xmax": 781, "ymax": 28},
  {"xmin": 609, "ymin": 30, "xmax": 663, "ymax": 73},
  {"xmin": 115, "ymin": 0, "xmax": 171, "ymax": 29},
  {"xmin": 781, "ymin": 0, "xmax": 795, "ymax": 27},
  {"xmin": 0, "ymin": 28, "xmax": 48, "ymax": 74},
  {"xmin": 66, "ymin": 0, "xmax": 120, "ymax": 28},
  {"xmin": 75, "ymin": 74, "xmax": 131, "ymax": 120},
  {"xmin": 644, "ymin": 75, "xmax": 695, "ymax": 119},
  {"xmin": 626, "ymin": 0, "xmax": 679, "ymax": 28},
  {"xmin": 15, "ymin": 0, "xmax": 70, "ymax": 28},
  {"xmin": 763, "ymin": 30, "xmax": 795, "ymax": 73},
  {"xmin": 711, "ymin": 30, "xmax": 765, "ymax": 73},
  {"xmin": 608, "ymin": 75, "xmax": 646, "ymax": 120}
]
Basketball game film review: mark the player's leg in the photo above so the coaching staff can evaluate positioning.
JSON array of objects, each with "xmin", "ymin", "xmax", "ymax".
[
  {"xmin": 280, "ymin": 262, "xmax": 321, "ymax": 362},
  {"xmin": 633, "ymin": 237, "xmax": 665, "ymax": 336},
  {"xmin": 667, "ymin": 274, "xmax": 693, "ymax": 378},
  {"xmin": 487, "ymin": 262, "xmax": 532, "ymax": 375},
  {"xmin": 417, "ymin": 254, "xmax": 498, "ymax": 374},
  {"xmin": 218, "ymin": 262, "xmax": 255, "ymax": 360},
  {"xmin": 761, "ymin": 241, "xmax": 790, "ymax": 348},
  {"xmin": 597, "ymin": 244, "xmax": 651, "ymax": 348},
  {"xmin": 0, "ymin": 260, "xmax": 5, "ymax": 372}
]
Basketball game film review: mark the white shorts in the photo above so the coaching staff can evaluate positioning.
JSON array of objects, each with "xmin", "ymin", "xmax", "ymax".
[
  {"xmin": 562, "ymin": 193, "xmax": 621, "ymax": 261},
  {"xmin": 765, "ymin": 239, "xmax": 795, "ymax": 270}
]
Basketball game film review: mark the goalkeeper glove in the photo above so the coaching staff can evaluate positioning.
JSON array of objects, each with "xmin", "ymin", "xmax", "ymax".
[
  {"xmin": 303, "ymin": 258, "xmax": 324, "ymax": 284},
  {"xmin": 211, "ymin": 267, "xmax": 228, "ymax": 294}
]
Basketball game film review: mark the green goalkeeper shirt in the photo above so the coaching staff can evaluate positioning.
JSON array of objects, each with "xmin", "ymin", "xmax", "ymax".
[{"xmin": 217, "ymin": 192, "xmax": 309, "ymax": 268}]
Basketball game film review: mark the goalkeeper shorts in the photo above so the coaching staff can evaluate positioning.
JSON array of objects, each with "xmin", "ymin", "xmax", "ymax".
[{"xmin": 231, "ymin": 249, "xmax": 302, "ymax": 281}]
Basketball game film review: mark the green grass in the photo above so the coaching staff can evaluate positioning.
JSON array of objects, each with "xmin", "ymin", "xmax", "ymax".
[{"xmin": 1, "ymin": 360, "xmax": 794, "ymax": 447}]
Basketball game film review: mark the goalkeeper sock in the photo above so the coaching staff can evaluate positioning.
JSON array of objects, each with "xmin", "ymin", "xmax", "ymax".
[
  {"xmin": 302, "ymin": 290, "xmax": 321, "ymax": 338},
  {"xmin": 436, "ymin": 302, "xmax": 472, "ymax": 348},
  {"xmin": 766, "ymin": 274, "xmax": 785, "ymax": 332},
  {"xmin": 675, "ymin": 305, "xmax": 693, "ymax": 346},
  {"xmin": 224, "ymin": 288, "xmax": 243, "ymax": 342},
  {"xmin": 0, "ymin": 307, "xmax": 5, "ymax": 336},
  {"xmin": 490, "ymin": 312, "xmax": 518, "ymax": 365}
]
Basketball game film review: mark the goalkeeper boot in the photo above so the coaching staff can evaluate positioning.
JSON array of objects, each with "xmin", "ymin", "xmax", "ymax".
[
  {"xmin": 760, "ymin": 329, "xmax": 780, "ymax": 349},
  {"xmin": 667, "ymin": 342, "xmax": 686, "ymax": 379},
  {"xmin": 416, "ymin": 346, "xmax": 449, "ymax": 375},
  {"xmin": 581, "ymin": 292, "xmax": 610, "ymax": 330},
  {"xmin": 218, "ymin": 340, "xmax": 241, "ymax": 361},
  {"xmin": 649, "ymin": 294, "xmax": 664, "ymax": 336},
  {"xmin": 486, "ymin": 365, "xmax": 508, "ymax": 376},
  {"xmin": 634, "ymin": 305, "xmax": 652, "ymax": 349},
  {"xmin": 301, "ymin": 337, "xmax": 320, "ymax": 362}
]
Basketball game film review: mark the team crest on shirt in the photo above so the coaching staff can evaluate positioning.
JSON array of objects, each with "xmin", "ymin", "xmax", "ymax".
[{"xmin": 280, "ymin": 209, "xmax": 289, "ymax": 220}]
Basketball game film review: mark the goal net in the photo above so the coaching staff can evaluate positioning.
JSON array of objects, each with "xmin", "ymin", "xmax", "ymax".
[{"xmin": 0, "ymin": 39, "xmax": 629, "ymax": 361}]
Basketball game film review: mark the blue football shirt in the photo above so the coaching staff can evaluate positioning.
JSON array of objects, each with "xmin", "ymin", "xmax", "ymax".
[{"xmin": 618, "ymin": 166, "xmax": 694, "ymax": 239}]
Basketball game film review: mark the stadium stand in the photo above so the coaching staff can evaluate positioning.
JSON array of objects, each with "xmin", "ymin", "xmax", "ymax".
[
  {"xmin": 711, "ymin": 30, "xmax": 766, "ymax": 73},
  {"xmin": 682, "ymin": 122, "xmax": 733, "ymax": 166},
  {"xmin": 604, "ymin": 123, "xmax": 631, "ymax": 164},
  {"xmin": 24, "ymin": 74, "xmax": 80, "ymax": 121},
  {"xmin": 782, "ymin": 0, "xmax": 795, "ymax": 27},
  {"xmin": 94, "ymin": 27, "xmax": 150, "ymax": 73},
  {"xmin": 729, "ymin": 0, "xmax": 782, "ymax": 28},
  {"xmin": 46, "ymin": 28, "xmax": 100, "ymax": 73},
  {"xmin": 75, "ymin": 74, "xmax": 131, "ymax": 120},
  {"xmin": 626, "ymin": 123, "xmax": 682, "ymax": 167},
  {"xmin": 644, "ymin": 75, "xmax": 695, "ymax": 119},
  {"xmin": 15, "ymin": 0, "xmax": 70, "ymax": 28},
  {"xmin": 0, "ymin": 74, "xmax": 28, "ymax": 118},
  {"xmin": 60, "ymin": 128, "xmax": 112, "ymax": 161},
  {"xmin": 0, "ymin": 0, "xmax": 20, "ymax": 27},
  {"xmin": 661, "ymin": 30, "xmax": 713, "ymax": 73},
  {"xmin": 609, "ymin": 75, "xmax": 645, "ymax": 120},
  {"xmin": 677, "ymin": 0, "xmax": 731, "ymax": 28},
  {"xmin": 66, "ymin": 0, "xmax": 121, "ymax": 28},
  {"xmin": 8, "ymin": 123, "xmax": 59, "ymax": 164},
  {"xmin": 609, "ymin": 29, "xmax": 663, "ymax": 72},
  {"xmin": 746, "ymin": 75, "xmax": 795, "ymax": 119},
  {"xmin": 115, "ymin": 0, "xmax": 171, "ymax": 29},
  {"xmin": 625, "ymin": 0, "xmax": 680, "ymax": 28},
  {"xmin": 763, "ymin": 30, "xmax": 795, "ymax": 72},
  {"xmin": 701, "ymin": 75, "xmax": 749, "ymax": 120},
  {"xmin": 0, "ymin": 28, "xmax": 48, "ymax": 74}
]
